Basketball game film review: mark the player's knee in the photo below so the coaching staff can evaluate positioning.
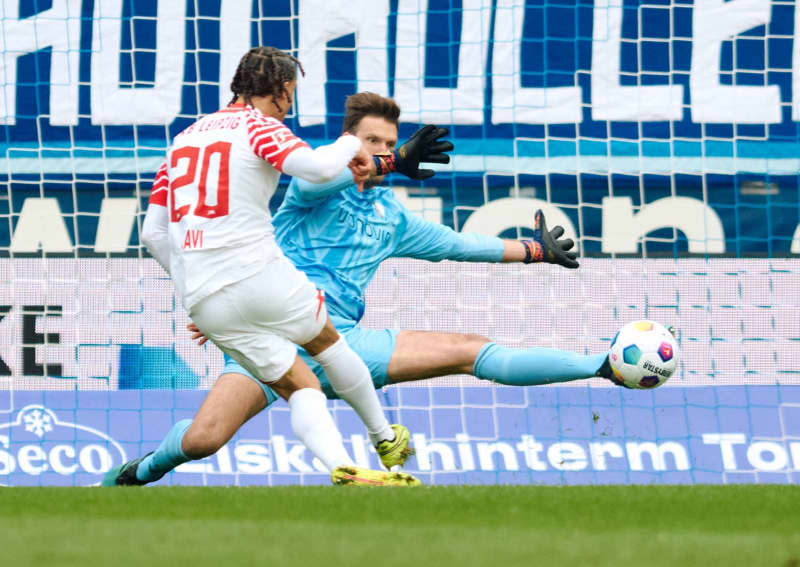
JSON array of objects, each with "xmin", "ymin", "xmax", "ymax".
[
  {"xmin": 462, "ymin": 333, "xmax": 490, "ymax": 345},
  {"xmin": 303, "ymin": 321, "xmax": 340, "ymax": 356},
  {"xmin": 460, "ymin": 333, "xmax": 490, "ymax": 354},
  {"xmin": 181, "ymin": 421, "xmax": 227, "ymax": 459},
  {"xmin": 460, "ymin": 333, "xmax": 490, "ymax": 367}
]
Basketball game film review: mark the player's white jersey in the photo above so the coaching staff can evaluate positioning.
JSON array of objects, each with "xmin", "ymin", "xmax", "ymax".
[{"xmin": 149, "ymin": 103, "xmax": 309, "ymax": 310}]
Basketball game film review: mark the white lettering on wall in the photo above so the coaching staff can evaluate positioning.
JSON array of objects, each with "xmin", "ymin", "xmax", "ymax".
[
  {"xmin": 297, "ymin": 0, "xmax": 390, "ymax": 126},
  {"xmin": 395, "ymin": 0, "xmax": 491, "ymax": 124},
  {"xmin": 793, "ymin": 0, "xmax": 800, "ymax": 121},
  {"xmin": 626, "ymin": 441, "xmax": 689, "ymax": 471},
  {"xmin": 548, "ymin": 442, "xmax": 588, "ymax": 471},
  {"xmin": 348, "ymin": 435, "xmax": 371, "ymax": 468},
  {"xmin": 601, "ymin": 196, "xmax": 725, "ymax": 254},
  {"xmin": 791, "ymin": 442, "xmax": 800, "ymax": 470},
  {"xmin": 492, "ymin": 0, "xmax": 581, "ymax": 124},
  {"xmin": 460, "ymin": 197, "xmax": 578, "ymax": 246},
  {"xmin": 10, "ymin": 198, "xmax": 72, "ymax": 253},
  {"xmin": 9, "ymin": 195, "xmax": 752, "ymax": 256},
  {"xmin": 94, "ymin": 198, "xmax": 138, "ymax": 253},
  {"xmin": 589, "ymin": 441, "xmax": 625, "ymax": 471},
  {"xmin": 91, "ymin": 0, "xmax": 186, "ymax": 124},
  {"xmin": 413, "ymin": 433, "xmax": 457, "ymax": 471},
  {"xmin": 746, "ymin": 441, "xmax": 788, "ymax": 471},
  {"xmin": 591, "ymin": 0, "xmax": 683, "ymax": 121},
  {"xmin": 791, "ymin": 224, "xmax": 800, "ymax": 254},
  {"xmin": 272, "ymin": 436, "xmax": 313, "ymax": 472},
  {"xmin": 703, "ymin": 433, "xmax": 747, "ymax": 470},
  {"xmin": 0, "ymin": 0, "xmax": 81, "ymax": 125},
  {"xmin": 517, "ymin": 435, "xmax": 547, "ymax": 471},
  {"xmin": 18, "ymin": 445, "xmax": 48, "ymax": 475},
  {"xmin": 50, "ymin": 445, "xmax": 78, "ymax": 475},
  {"xmin": 233, "ymin": 443, "xmax": 271, "ymax": 474},
  {"xmin": 690, "ymin": 0, "xmax": 780, "ymax": 123},
  {"xmin": 218, "ymin": 0, "xmax": 252, "ymax": 111},
  {"xmin": 456, "ymin": 433, "xmax": 476, "ymax": 470},
  {"xmin": 477, "ymin": 441, "xmax": 519, "ymax": 471}
]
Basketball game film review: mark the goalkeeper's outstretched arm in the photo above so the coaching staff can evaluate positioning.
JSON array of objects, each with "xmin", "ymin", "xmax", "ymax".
[{"xmin": 394, "ymin": 207, "xmax": 579, "ymax": 269}]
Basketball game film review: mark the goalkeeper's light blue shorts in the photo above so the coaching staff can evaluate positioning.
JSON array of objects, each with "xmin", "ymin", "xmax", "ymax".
[{"xmin": 221, "ymin": 326, "xmax": 400, "ymax": 408}]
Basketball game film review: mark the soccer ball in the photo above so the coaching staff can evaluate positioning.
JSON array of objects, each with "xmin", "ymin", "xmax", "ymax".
[{"xmin": 608, "ymin": 320, "xmax": 679, "ymax": 389}]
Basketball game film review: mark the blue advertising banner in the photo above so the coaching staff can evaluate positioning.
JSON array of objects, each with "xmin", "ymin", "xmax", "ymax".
[
  {"xmin": 2, "ymin": 0, "xmax": 798, "ymax": 157},
  {"xmin": 0, "ymin": 0, "xmax": 798, "ymax": 254},
  {"xmin": 2, "ymin": 386, "xmax": 800, "ymax": 486}
]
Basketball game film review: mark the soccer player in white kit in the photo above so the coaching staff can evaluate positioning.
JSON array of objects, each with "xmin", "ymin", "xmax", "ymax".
[{"xmin": 109, "ymin": 47, "xmax": 417, "ymax": 487}]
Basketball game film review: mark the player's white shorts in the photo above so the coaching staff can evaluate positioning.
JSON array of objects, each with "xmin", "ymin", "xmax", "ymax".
[{"xmin": 189, "ymin": 254, "xmax": 327, "ymax": 383}]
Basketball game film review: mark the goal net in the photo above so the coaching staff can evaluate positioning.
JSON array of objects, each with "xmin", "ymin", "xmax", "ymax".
[{"xmin": 1, "ymin": 0, "xmax": 798, "ymax": 485}]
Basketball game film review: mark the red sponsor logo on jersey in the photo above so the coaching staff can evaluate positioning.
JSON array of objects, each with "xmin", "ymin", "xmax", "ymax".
[
  {"xmin": 272, "ymin": 128, "xmax": 294, "ymax": 147},
  {"xmin": 183, "ymin": 229, "xmax": 204, "ymax": 249}
]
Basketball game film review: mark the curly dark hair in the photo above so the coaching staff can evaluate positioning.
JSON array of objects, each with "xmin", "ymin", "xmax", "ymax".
[{"xmin": 229, "ymin": 46, "xmax": 305, "ymax": 108}]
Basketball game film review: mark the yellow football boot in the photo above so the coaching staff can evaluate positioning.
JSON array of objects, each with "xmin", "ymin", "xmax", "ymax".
[
  {"xmin": 331, "ymin": 465, "xmax": 421, "ymax": 487},
  {"xmin": 376, "ymin": 424, "xmax": 415, "ymax": 469}
]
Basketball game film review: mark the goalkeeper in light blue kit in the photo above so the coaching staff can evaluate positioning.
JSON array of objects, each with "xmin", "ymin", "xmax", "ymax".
[{"xmin": 210, "ymin": 92, "xmax": 619, "ymax": 411}]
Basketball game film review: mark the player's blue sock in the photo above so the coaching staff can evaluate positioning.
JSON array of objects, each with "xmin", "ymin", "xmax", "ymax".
[
  {"xmin": 135, "ymin": 418, "xmax": 192, "ymax": 483},
  {"xmin": 473, "ymin": 343, "xmax": 608, "ymax": 386}
]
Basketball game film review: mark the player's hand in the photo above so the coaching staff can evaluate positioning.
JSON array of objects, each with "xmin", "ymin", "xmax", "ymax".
[
  {"xmin": 525, "ymin": 209, "xmax": 579, "ymax": 269},
  {"xmin": 596, "ymin": 356, "xmax": 633, "ymax": 388},
  {"xmin": 375, "ymin": 124, "xmax": 453, "ymax": 180},
  {"xmin": 348, "ymin": 146, "xmax": 371, "ymax": 191},
  {"xmin": 187, "ymin": 322, "xmax": 209, "ymax": 346}
]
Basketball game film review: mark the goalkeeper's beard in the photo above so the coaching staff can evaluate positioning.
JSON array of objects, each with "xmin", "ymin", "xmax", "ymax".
[{"xmin": 363, "ymin": 174, "xmax": 385, "ymax": 189}]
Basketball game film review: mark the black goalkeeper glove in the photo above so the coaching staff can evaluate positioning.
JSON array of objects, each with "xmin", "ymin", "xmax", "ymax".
[
  {"xmin": 373, "ymin": 124, "xmax": 453, "ymax": 180},
  {"xmin": 596, "ymin": 355, "xmax": 632, "ymax": 388},
  {"xmin": 521, "ymin": 209, "xmax": 579, "ymax": 269}
]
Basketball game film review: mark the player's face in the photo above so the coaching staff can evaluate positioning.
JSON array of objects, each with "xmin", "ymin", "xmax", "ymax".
[
  {"xmin": 276, "ymin": 79, "xmax": 297, "ymax": 120},
  {"xmin": 354, "ymin": 116, "xmax": 398, "ymax": 154},
  {"xmin": 249, "ymin": 80, "xmax": 297, "ymax": 120},
  {"xmin": 352, "ymin": 116, "xmax": 398, "ymax": 187}
]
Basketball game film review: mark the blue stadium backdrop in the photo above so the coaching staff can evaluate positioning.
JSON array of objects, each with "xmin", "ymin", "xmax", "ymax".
[{"xmin": 1, "ymin": 0, "xmax": 800, "ymax": 485}]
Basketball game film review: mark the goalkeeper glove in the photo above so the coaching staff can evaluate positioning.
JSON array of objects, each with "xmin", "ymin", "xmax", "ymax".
[
  {"xmin": 596, "ymin": 356, "xmax": 633, "ymax": 388},
  {"xmin": 373, "ymin": 124, "xmax": 453, "ymax": 180},
  {"xmin": 521, "ymin": 209, "xmax": 580, "ymax": 269}
]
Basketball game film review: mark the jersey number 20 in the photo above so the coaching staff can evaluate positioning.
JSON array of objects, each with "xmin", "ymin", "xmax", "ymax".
[{"xmin": 169, "ymin": 141, "xmax": 231, "ymax": 222}]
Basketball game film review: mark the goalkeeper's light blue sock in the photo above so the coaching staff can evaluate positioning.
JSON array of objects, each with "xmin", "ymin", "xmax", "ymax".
[
  {"xmin": 135, "ymin": 418, "xmax": 192, "ymax": 483},
  {"xmin": 473, "ymin": 343, "xmax": 608, "ymax": 386}
]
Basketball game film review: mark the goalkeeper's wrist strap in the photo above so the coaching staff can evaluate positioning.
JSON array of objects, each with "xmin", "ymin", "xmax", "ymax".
[
  {"xmin": 373, "ymin": 152, "xmax": 397, "ymax": 175},
  {"xmin": 521, "ymin": 240, "xmax": 544, "ymax": 264}
]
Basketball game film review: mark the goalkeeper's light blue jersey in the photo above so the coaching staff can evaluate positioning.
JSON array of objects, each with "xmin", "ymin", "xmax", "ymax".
[{"xmin": 272, "ymin": 170, "xmax": 504, "ymax": 328}]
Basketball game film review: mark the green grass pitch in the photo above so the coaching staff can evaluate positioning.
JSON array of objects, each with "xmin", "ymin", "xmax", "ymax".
[{"xmin": 2, "ymin": 485, "xmax": 799, "ymax": 566}]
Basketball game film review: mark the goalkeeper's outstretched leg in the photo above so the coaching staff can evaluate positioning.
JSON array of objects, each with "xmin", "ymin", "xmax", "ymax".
[
  {"xmin": 211, "ymin": 323, "xmax": 624, "ymax": 426},
  {"xmin": 385, "ymin": 331, "xmax": 611, "ymax": 387}
]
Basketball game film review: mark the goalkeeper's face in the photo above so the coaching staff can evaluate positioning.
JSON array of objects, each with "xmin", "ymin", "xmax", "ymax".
[{"xmin": 351, "ymin": 115, "xmax": 398, "ymax": 188}]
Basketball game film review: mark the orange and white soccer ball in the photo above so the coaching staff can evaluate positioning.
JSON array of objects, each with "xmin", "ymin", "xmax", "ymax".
[{"xmin": 608, "ymin": 320, "xmax": 679, "ymax": 389}]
